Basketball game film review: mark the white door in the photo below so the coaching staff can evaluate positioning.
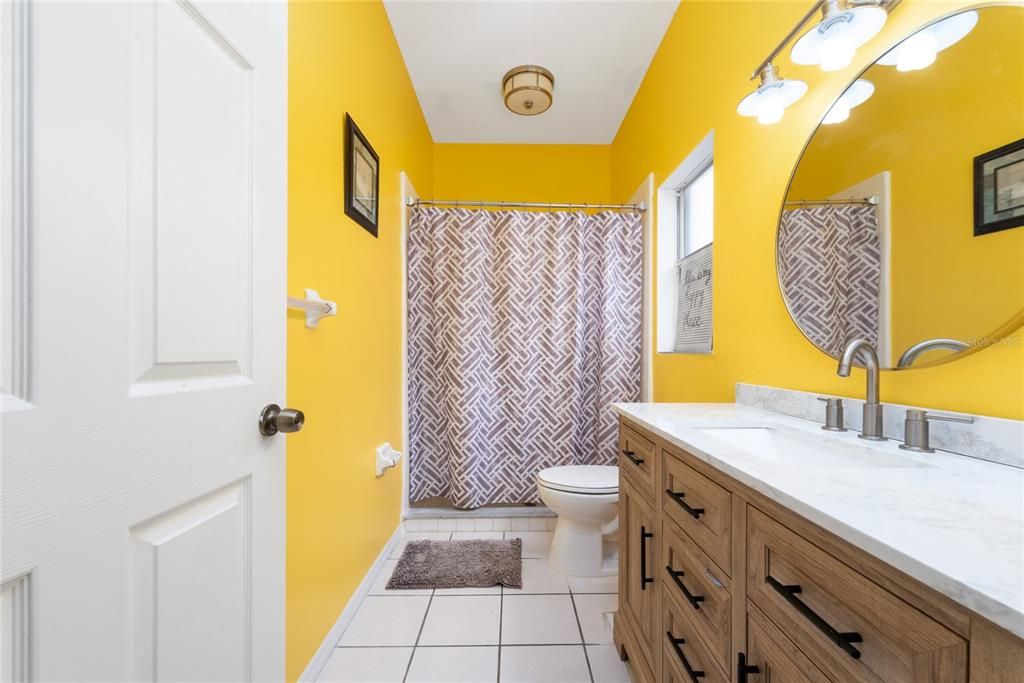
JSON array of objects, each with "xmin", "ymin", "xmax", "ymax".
[{"xmin": 1, "ymin": 1, "xmax": 287, "ymax": 680}]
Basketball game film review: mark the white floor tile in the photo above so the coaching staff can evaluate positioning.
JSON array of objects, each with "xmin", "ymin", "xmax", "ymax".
[
  {"xmin": 587, "ymin": 644, "xmax": 632, "ymax": 683},
  {"xmin": 456, "ymin": 518, "xmax": 476, "ymax": 531},
  {"xmin": 509, "ymin": 518, "xmax": 531, "ymax": 531},
  {"xmin": 405, "ymin": 646, "xmax": 499, "ymax": 683},
  {"xmin": 438, "ymin": 519, "xmax": 459, "ymax": 531},
  {"xmin": 500, "ymin": 645, "xmax": 591, "ymax": 683},
  {"xmin": 568, "ymin": 573, "xmax": 619, "ymax": 594},
  {"xmin": 369, "ymin": 560, "xmax": 432, "ymax": 596},
  {"xmin": 390, "ymin": 532, "xmax": 453, "ymax": 559},
  {"xmin": 504, "ymin": 531, "xmax": 552, "ymax": 559},
  {"xmin": 493, "ymin": 518, "xmax": 511, "ymax": 531},
  {"xmin": 501, "ymin": 595, "xmax": 581, "ymax": 644},
  {"xmin": 418, "ymin": 596, "xmax": 501, "ymax": 646},
  {"xmin": 317, "ymin": 647, "xmax": 412, "ymax": 683},
  {"xmin": 574, "ymin": 594, "xmax": 617, "ymax": 644},
  {"xmin": 418, "ymin": 518, "xmax": 440, "ymax": 532},
  {"xmin": 338, "ymin": 596, "xmax": 430, "ymax": 646},
  {"xmin": 450, "ymin": 531, "xmax": 504, "ymax": 540},
  {"xmin": 503, "ymin": 559, "xmax": 569, "ymax": 594},
  {"xmin": 473, "ymin": 518, "xmax": 494, "ymax": 531},
  {"xmin": 404, "ymin": 519, "xmax": 421, "ymax": 532}
]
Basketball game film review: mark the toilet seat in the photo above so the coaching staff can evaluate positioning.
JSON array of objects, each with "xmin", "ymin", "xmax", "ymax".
[{"xmin": 537, "ymin": 465, "xmax": 618, "ymax": 495}]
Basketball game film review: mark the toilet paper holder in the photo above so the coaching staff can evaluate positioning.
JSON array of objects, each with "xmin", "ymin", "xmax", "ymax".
[{"xmin": 375, "ymin": 443, "xmax": 402, "ymax": 477}]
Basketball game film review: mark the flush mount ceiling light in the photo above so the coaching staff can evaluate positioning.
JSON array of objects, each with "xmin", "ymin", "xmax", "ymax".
[
  {"xmin": 876, "ymin": 10, "xmax": 977, "ymax": 72},
  {"xmin": 502, "ymin": 65, "xmax": 554, "ymax": 116},
  {"xmin": 822, "ymin": 79, "xmax": 874, "ymax": 124},
  {"xmin": 791, "ymin": 0, "xmax": 888, "ymax": 72},
  {"xmin": 737, "ymin": 63, "xmax": 808, "ymax": 125}
]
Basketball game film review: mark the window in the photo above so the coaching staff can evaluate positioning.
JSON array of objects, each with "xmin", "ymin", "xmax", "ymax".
[
  {"xmin": 678, "ymin": 164, "xmax": 714, "ymax": 257},
  {"xmin": 672, "ymin": 163, "xmax": 713, "ymax": 353},
  {"xmin": 656, "ymin": 131, "xmax": 713, "ymax": 353}
]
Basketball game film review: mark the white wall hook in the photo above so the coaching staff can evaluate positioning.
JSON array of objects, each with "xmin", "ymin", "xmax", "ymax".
[
  {"xmin": 287, "ymin": 288, "xmax": 337, "ymax": 328},
  {"xmin": 375, "ymin": 442, "xmax": 402, "ymax": 477}
]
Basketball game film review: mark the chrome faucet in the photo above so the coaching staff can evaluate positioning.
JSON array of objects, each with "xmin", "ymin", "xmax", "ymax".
[{"xmin": 837, "ymin": 338, "xmax": 886, "ymax": 441}]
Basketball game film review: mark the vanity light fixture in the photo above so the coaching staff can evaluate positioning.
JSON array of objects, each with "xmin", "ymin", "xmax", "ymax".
[
  {"xmin": 822, "ymin": 79, "xmax": 874, "ymax": 124},
  {"xmin": 502, "ymin": 65, "xmax": 555, "ymax": 116},
  {"xmin": 740, "ymin": 0, "xmax": 898, "ymax": 125},
  {"xmin": 791, "ymin": 0, "xmax": 889, "ymax": 72},
  {"xmin": 736, "ymin": 63, "xmax": 808, "ymax": 125},
  {"xmin": 876, "ymin": 11, "xmax": 977, "ymax": 72}
]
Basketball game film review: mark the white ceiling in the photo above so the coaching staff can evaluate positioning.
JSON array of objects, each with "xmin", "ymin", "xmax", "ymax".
[{"xmin": 383, "ymin": 1, "xmax": 679, "ymax": 144}]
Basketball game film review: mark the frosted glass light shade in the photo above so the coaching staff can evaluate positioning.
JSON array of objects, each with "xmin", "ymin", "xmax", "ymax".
[
  {"xmin": 822, "ymin": 79, "xmax": 875, "ymax": 124},
  {"xmin": 791, "ymin": 5, "xmax": 887, "ymax": 71},
  {"xmin": 877, "ymin": 11, "xmax": 978, "ymax": 72},
  {"xmin": 737, "ymin": 78, "xmax": 808, "ymax": 125},
  {"xmin": 502, "ymin": 65, "xmax": 554, "ymax": 116}
]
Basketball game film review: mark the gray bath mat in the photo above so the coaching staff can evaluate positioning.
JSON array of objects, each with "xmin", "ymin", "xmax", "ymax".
[{"xmin": 387, "ymin": 538, "xmax": 523, "ymax": 590}]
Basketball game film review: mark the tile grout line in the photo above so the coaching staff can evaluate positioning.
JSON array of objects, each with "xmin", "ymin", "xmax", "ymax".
[
  {"xmin": 568, "ymin": 590, "xmax": 595, "ymax": 683},
  {"xmin": 401, "ymin": 589, "xmax": 435, "ymax": 682}
]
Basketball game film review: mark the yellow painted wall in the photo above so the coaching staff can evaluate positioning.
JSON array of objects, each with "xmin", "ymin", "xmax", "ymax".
[
  {"xmin": 434, "ymin": 143, "xmax": 611, "ymax": 204},
  {"xmin": 611, "ymin": 0, "xmax": 1024, "ymax": 419},
  {"xmin": 788, "ymin": 8, "xmax": 1024, "ymax": 363},
  {"xmin": 287, "ymin": 1, "xmax": 433, "ymax": 679}
]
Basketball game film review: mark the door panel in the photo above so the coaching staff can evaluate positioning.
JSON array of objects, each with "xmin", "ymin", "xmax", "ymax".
[
  {"xmin": 0, "ymin": 1, "xmax": 286, "ymax": 680},
  {"xmin": 620, "ymin": 479, "xmax": 657, "ymax": 672}
]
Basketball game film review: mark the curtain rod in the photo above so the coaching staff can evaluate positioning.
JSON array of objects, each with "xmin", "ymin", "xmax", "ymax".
[
  {"xmin": 784, "ymin": 196, "xmax": 879, "ymax": 207},
  {"xmin": 407, "ymin": 198, "xmax": 646, "ymax": 212}
]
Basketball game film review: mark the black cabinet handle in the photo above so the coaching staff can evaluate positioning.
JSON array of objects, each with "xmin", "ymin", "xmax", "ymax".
[
  {"xmin": 622, "ymin": 449, "xmax": 645, "ymax": 466},
  {"xmin": 666, "ymin": 632, "xmax": 705, "ymax": 682},
  {"xmin": 665, "ymin": 489, "xmax": 705, "ymax": 519},
  {"xmin": 639, "ymin": 526, "xmax": 654, "ymax": 590},
  {"xmin": 766, "ymin": 575, "xmax": 863, "ymax": 659},
  {"xmin": 737, "ymin": 652, "xmax": 760, "ymax": 682},
  {"xmin": 665, "ymin": 565, "xmax": 705, "ymax": 610}
]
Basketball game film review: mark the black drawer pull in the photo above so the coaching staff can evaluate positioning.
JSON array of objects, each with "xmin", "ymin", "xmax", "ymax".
[
  {"xmin": 766, "ymin": 575, "xmax": 863, "ymax": 659},
  {"xmin": 666, "ymin": 632, "xmax": 705, "ymax": 682},
  {"xmin": 639, "ymin": 526, "xmax": 654, "ymax": 590},
  {"xmin": 665, "ymin": 489, "xmax": 705, "ymax": 519},
  {"xmin": 737, "ymin": 652, "xmax": 760, "ymax": 682},
  {"xmin": 665, "ymin": 565, "xmax": 705, "ymax": 610},
  {"xmin": 622, "ymin": 449, "xmax": 645, "ymax": 466}
]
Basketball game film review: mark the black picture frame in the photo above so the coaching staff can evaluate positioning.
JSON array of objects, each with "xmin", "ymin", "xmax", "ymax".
[
  {"xmin": 344, "ymin": 114, "xmax": 380, "ymax": 237},
  {"xmin": 974, "ymin": 137, "xmax": 1024, "ymax": 237}
]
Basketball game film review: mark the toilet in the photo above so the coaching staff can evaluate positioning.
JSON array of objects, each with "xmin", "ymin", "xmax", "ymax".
[{"xmin": 537, "ymin": 465, "xmax": 619, "ymax": 577}]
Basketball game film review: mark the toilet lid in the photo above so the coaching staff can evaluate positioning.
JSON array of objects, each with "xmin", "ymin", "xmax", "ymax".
[{"xmin": 538, "ymin": 465, "xmax": 619, "ymax": 495}]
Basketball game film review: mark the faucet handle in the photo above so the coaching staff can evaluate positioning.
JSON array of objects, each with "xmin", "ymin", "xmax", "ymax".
[
  {"xmin": 817, "ymin": 397, "xmax": 847, "ymax": 432},
  {"xmin": 921, "ymin": 410, "xmax": 974, "ymax": 425},
  {"xmin": 900, "ymin": 410, "xmax": 974, "ymax": 453}
]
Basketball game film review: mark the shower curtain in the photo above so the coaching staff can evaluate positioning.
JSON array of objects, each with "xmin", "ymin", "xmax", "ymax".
[
  {"xmin": 777, "ymin": 205, "xmax": 881, "ymax": 358},
  {"xmin": 407, "ymin": 207, "xmax": 643, "ymax": 509}
]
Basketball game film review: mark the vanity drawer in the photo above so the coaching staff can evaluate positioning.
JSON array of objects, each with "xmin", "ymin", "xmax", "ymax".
[
  {"xmin": 746, "ymin": 600, "xmax": 830, "ymax": 683},
  {"xmin": 661, "ymin": 518, "xmax": 732, "ymax": 675},
  {"xmin": 619, "ymin": 423, "xmax": 656, "ymax": 503},
  {"xmin": 661, "ymin": 448, "xmax": 732, "ymax": 574},
  {"xmin": 662, "ymin": 588, "xmax": 729, "ymax": 683},
  {"xmin": 747, "ymin": 508, "xmax": 967, "ymax": 683}
]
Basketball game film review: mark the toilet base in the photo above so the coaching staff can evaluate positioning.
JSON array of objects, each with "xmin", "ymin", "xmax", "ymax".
[{"xmin": 547, "ymin": 516, "xmax": 619, "ymax": 577}]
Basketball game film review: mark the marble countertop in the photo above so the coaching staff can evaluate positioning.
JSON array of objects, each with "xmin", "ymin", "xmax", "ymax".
[{"xmin": 612, "ymin": 402, "xmax": 1024, "ymax": 639}]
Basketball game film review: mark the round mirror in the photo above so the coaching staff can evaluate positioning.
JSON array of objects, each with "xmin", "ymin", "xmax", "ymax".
[{"xmin": 778, "ymin": 5, "xmax": 1024, "ymax": 370}]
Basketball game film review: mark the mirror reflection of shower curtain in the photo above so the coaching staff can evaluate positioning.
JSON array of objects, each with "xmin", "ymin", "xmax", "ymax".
[
  {"xmin": 407, "ymin": 207, "xmax": 643, "ymax": 509},
  {"xmin": 778, "ymin": 205, "xmax": 881, "ymax": 358}
]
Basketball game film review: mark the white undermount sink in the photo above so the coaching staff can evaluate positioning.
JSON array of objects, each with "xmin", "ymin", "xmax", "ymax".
[{"xmin": 694, "ymin": 426, "xmax": 929, "ymax": 470}]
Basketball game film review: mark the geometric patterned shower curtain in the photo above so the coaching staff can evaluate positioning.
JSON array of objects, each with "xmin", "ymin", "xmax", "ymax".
[
  {"xmin": 778, "ymin": 205, "xmax": 881, "ymax": 358},
  {"xmin": 407, "ymin": 207, "xmax": 643, "ymax": 509}
]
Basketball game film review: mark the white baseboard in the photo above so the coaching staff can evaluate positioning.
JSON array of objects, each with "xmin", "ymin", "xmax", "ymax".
[{"xmin": 298, "ymin": 524, "xmax": 405, "ymax": 683}]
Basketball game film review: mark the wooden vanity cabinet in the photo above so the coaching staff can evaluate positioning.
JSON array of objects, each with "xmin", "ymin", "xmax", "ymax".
[{"xmin": 613, "ymin": 416, "xmax": 1024, "ymax": 683}]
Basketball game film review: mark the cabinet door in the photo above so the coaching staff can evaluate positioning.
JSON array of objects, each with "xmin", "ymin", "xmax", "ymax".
[
  {"xmin": 744, "ymin": 602, "xmax": 830, "ymax": 683},
  {"xmin": 620, "ymin": 479, "xmax": 657, "ymax": 671}
]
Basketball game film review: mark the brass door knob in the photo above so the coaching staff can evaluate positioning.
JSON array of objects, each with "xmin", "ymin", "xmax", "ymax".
[{"xmin": 259, "ymin": 404, "xmax": 305, "ymax": 436}]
